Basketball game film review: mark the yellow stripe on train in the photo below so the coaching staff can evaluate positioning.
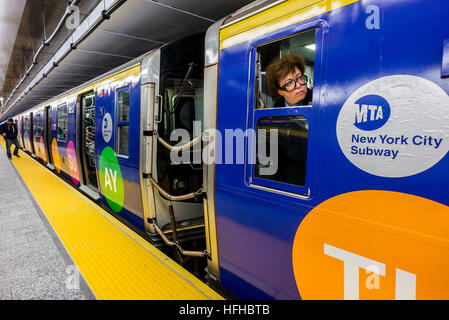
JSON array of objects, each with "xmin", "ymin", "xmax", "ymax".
[{"xmin": 220, "ymin": 0, "xmax": 359, "ymax": 49}]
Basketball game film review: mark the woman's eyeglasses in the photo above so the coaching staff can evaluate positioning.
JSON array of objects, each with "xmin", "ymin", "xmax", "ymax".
[{"xmin": 279, "ymin": 74, "xmax": 308, "ymax": 92}]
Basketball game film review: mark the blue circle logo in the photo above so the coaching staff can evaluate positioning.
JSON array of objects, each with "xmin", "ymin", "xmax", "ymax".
[
  {"xmin": 353, "ymin": 95, "xmax": 391, "ymax": 131},
  {"xmin": 102, "ymin": 113, "xmax": 113, "ymax": 143}
]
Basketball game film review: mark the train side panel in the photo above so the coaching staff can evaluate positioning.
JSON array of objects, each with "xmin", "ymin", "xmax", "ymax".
[
  {"xmin": 32, "ymin": 109, "xmax": 47, "ymax": 164},
  {"xmin": 94, "ymin": 66, "xmax": 145, "ymax": 231},
  {"xmin": 215, "ymin": 0, "xmax": 449, "ymax": 299},
  {"xmin": 23, "ymin": 113, "xmax": 34, "ymax": 154},
  {"xmin": 49, "ymin": 97, "xmax": 80, "ymax": 185}
]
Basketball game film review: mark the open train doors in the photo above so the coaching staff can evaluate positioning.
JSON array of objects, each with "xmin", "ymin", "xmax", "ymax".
[
  {"xmin": 26, "ymin": 112, "xmax": 36, "ymax": 157},
  {"xmin": 44, "ymin": 105, "xmax": 54, "ymax": 169},
  {"xmin": 18, "ymin": 115, "xmax": 25, "ymax": 149},
  {"xmin": 78, "ymin": 91, "xmax": 100, "ymax": 200},
  {"xmin": 140, "ymin": 34, "xmax": 210, "ymax": 265}
]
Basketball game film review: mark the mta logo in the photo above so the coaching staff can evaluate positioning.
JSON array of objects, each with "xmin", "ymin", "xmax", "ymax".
[{"xmin": 354, "ymin": 95, "xmax": 390, "ymax": 131}]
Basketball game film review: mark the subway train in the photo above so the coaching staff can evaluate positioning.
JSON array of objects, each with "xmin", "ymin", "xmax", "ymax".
[{"xmin": 6, "ymin": 0, "xmax": 449, "ymax": 299}]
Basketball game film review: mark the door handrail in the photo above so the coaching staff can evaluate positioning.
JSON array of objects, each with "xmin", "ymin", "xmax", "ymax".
[
  {"xmin": 147, "ymin": 176, "xmax": 203, "ymax": 201},
  {"xmin": 157, "ymin": 134, "xmax": 202, "ymax": 153}
]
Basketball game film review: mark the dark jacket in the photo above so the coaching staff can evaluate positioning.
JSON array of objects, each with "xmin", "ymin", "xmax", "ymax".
[
  {"xmin": 273, "ymin": 88, "xmax": 313, "ymax": 108},
  {"xmin": 0, "ymin": 122, "xmax": 18, "ymax": 140}
]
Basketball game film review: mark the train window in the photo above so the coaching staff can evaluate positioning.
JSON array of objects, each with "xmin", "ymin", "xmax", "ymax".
[
  {"xmin": 116, "ymin": 88, "xmax": 130, "ymax": 155},
  {"xmin": 35, "ymin": 113, "xmax": 41, "ymax": 138},
  {"xmin": 57, "ymin": 103, "xmax": 68, "ymax": 141},
  {"xmin": 82, "ymin": 93, "xmax": 96, "ymax": 168},
  {"xmin": 255, "ymin": 29, "xmax": 316, "ymax": 109},
  {"xmin": 255, "ymin": 116, "xmax": 308, "ymax": 187},
  {"xmin": 248, "ymin": 28, "xmax": 318, "ymax": 195},
  {"xmin": 161, "ymin": 77, "xmax": 204, "ymax": 141}
]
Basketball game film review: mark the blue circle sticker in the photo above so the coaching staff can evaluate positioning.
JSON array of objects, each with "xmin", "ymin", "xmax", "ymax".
[
  {"xmin": 102, "ymin": 113, "xmax": 113, "ymax": 143},
  {"xmin": 353, "ymin": 95, "xmax": 390, "ymax": 131},
  {"xmin": 336, "ymin": 75, "xmax": 449, "ymax": 178}
]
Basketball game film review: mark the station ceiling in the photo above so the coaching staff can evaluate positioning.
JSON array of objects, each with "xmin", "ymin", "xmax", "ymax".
[
  {"xmin": 0, "ymin": 0, "xmax": 26, "ymax": 106},
  {"xmin": 0, "ymin": 0, "xmax": 254, "ymax": 121}
]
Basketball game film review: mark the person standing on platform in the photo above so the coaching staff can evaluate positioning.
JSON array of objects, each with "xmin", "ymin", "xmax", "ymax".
[{"xmin": 0, "ymin": 117, "xmax": 20, "ymax": 160}]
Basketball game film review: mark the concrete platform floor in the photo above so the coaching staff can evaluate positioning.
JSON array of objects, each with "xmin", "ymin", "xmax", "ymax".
[{"xmin": 0, "ymin": 146, "xmax": 86, "ymax": 300}]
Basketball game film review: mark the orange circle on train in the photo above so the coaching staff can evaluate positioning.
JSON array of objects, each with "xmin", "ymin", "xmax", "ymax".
[
  {"xmin": 33, "ymin": 135, "xmax": 38, "ymax": 157},
  {"xmin": 292, "ymin": 190, "xmax": 449, "ymax": 300},
  {"xmin": 51, "ymin": 138, "xmax": 61, "ymax": 174},
  {"xmin": 39, "ymin": 136, "xmax": 47, "ymax": 164}
]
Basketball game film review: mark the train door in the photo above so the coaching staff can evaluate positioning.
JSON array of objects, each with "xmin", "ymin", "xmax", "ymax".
[
  {"xmin": 44, "ymin": 105, "xmax": 54, "ymax": 167},
  {"xmin": 79, "ymin": 91, "xmax": 99, "ymax": 197},
  {"xmin": 23, "ymin": 115, "xmax": 30, "ymax": 152},
  {"xmin": 141, "ymin": 34, "xmax": 208, "ymax": 263},
  {"xmin": 18, "ymin": 116, "xmax": 24, "ymax": 149},
  {"xmin": 29, "ymin": 112, "xmax": 36, "ymax": 156},
  {"xmin": 214, "ymin": 20, "xmax": 322, "ymax": 298},
  {"xmin": 33, "ymin": 111, "xmax": 44, "ymax": 163}
]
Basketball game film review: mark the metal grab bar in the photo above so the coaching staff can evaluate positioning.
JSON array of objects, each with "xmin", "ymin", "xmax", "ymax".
[
  {"xmin": 149, "ymin": 219, "xmax": 209, "ymax": 258},
  {"xmin": 148, "ymin": 176, "xmax": 202, "ymax": 201},
  {"xmin": 157, "ymin": 134, "xmax": 202, "ymax": 153}
]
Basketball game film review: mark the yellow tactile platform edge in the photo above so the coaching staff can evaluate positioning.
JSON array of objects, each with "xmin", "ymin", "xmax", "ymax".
[{"xmin": 1, "ymin": 141, "xmax": 223, "ymax": 300}]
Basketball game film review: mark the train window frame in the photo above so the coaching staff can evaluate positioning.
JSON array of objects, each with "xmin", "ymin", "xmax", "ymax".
[
  {"xmin": 35, "ymin": 112, "xmax": 42, "ymax": 138},
  {"xmin": 160, "ymin": 76, "xmax": 204, "ymax": 143},
  {"xmin": 57, "ymin": 103, "xmax": 68, "ymax": 142},
  {"xmin": 115, "ymin": 86, "xmax": 130, "ymax": 157},
  {"xmin": 245, "ymin": 25, "xmax": 324, "ymax": 197}
]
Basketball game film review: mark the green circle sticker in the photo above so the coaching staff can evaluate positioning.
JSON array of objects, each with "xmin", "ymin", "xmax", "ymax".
[{"xmin": 99, "ymin": 147, "xmax": 124, "ymax": 212}]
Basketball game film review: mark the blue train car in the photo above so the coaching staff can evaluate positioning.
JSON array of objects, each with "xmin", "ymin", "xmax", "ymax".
[{"xmin": 204, "ymin": 0, "xmax": 449, "ymax": 299}]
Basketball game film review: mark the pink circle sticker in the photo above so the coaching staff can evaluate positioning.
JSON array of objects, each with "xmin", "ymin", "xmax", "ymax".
[{"xmin": 67, "ymin": 140, "xmax": 79, "ymax": 185}]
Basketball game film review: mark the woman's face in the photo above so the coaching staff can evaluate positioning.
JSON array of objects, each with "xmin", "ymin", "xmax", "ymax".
[{"xmin": 276, "ymin": 67, "xmax": 307, "ymax": 106}]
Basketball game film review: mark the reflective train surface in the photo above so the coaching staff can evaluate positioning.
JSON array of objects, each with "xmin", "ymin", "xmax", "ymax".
[{"xmin": 8, "ymin": 0, "xmax": 449, "ymax": 299}]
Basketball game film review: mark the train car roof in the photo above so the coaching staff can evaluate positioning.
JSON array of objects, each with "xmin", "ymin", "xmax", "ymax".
[{"xmin": 221, "ymin": 0, "xmax": 286, "ymax": 28}]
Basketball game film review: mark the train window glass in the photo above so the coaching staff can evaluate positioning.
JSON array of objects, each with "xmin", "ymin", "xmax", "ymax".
[
  {"xmin": 35, "ymin": 113, "xmax": 41, "ymax": 138},
  {"xmin": 255, "ymin": 29, "xmax": 316, "ymax": 109},
  {"xmin": 118, "ymin": 90, "xmax": 130, "ymax": 122},
  {"xmin": 57, "ymin": 103, "xmax": 68, "ymax": 141},
  {"xmin": 118, "ymin": 125, "xmax": 129, "ymax": 154},
  {"xmin": 82, "ymin": 93, "xmax": 96, "ymax": 168},
  {"xmin": 162, "ymin": 78, "xmax": 204, "ymax": 142},
  {"xmin": 117, "ymin": 88, "xmax": 130, "ymax": 155},
  {"xmin": 255, "ymin": 116, "xmax": 308, "ymax": 187}
]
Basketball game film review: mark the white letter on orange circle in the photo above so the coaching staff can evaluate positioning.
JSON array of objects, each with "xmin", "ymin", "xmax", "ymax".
[{"xmin": 324, "ymin": 244, "xmax": 386, "ymax": 300}]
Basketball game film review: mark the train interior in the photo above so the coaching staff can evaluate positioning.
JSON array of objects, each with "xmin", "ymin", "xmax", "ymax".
[
  {"xmin": 149, "ymin": 34, "xmax": 208, "ymax": 267},
  {"xmin": 79, "ymin": 91, "xmax": 99, "ymax": 196}
]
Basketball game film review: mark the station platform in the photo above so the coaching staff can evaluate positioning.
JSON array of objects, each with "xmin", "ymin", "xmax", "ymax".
[{"xmin": 0, "ymin": 141, "xmax": 223, "ymax": 300}]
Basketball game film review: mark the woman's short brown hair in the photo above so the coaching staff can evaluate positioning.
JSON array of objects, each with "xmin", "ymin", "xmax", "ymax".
[{"xmin": 265, "ymin": 52, "xmax": 305, "ymax": 97}]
